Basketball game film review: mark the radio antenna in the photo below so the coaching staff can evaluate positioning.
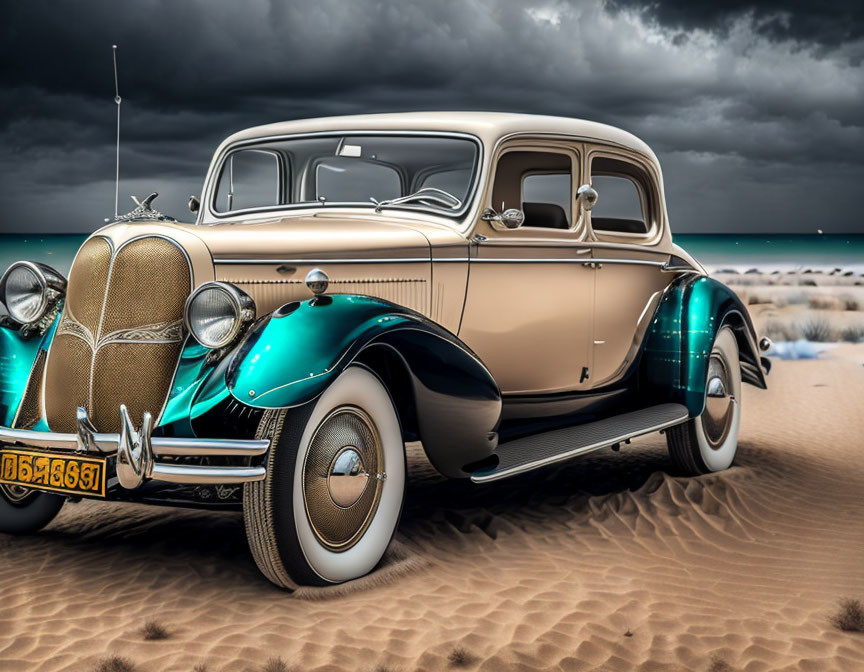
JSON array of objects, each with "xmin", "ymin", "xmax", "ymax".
[{"xmin": 112, "ymin": 45, "xmax": 122, "ymax": 218}]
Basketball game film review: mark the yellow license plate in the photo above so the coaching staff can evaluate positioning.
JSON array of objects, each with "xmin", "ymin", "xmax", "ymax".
[{"xmin": 0, "ymin": 449, "xmax": 107, "ymax": 498}]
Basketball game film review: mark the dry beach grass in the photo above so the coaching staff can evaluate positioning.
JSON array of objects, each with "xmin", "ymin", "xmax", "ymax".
[{"xmin": 1, "ymin": 271, "xmax": 863, "ymax": 671}]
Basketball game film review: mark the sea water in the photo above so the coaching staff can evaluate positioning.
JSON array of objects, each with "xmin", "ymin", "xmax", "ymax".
[{"xmin": 674, "ymin": 234, "xmax": 864, "ymax": 274}]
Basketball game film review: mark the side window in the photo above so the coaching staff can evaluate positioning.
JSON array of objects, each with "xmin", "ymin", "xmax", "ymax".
[
  {"xmin": 523, "ymin": 173, "xmax": 571, "ymax": 226},
  {"xmin": 589, "ymin": 156, "xmax": 650, "ymax": 235},
  {"xmin": 214, "ymin": 149, "xmax": 280, "ymax": 213},
  {"xmin": 492, "ymin": 151, "xmax": 572, "ymax": 229}
]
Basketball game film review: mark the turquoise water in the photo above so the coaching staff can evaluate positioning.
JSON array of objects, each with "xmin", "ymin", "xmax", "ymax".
[
  {"xmin": 674, "ymin": 234, "xmax": 864, "ymax": 273},
  {"xmin": 0, "ymin": 233, "xmax": 862, "ymax": 275},
  {"xmin": 0, "ymin": 234, "xmax": 87, "ymax": 278}
]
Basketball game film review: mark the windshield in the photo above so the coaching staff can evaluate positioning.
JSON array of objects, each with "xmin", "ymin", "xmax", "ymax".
[{"xmin": 211, "ymin": 134, "xmax": 479, "ymax": 218}]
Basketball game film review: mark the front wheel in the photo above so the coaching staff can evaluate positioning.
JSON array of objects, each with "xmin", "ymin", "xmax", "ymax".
[
  {"xmin": 666, "ymin": 326, "xmax": 742, "ymax": 475},
  {"xmin": 0, "ymin": 485, "xmax": 65, "ymax": 534},
  {"xmin": 244, "ymin": 366, "xmax": 406, "ymax": 588}
]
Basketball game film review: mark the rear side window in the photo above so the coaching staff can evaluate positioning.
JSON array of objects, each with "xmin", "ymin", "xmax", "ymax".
[
  {"xmin": 590, "ymin": 156, "xmax": 650, "ymax": 235},
  {"xmin": 214, "ymin": 150, "xmax": 281, "ymax": 213}
]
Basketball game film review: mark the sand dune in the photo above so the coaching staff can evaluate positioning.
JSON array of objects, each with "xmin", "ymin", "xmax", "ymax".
[{"xmin": 2, "ymin": 346, "xmax": 864, "ymax": 671}]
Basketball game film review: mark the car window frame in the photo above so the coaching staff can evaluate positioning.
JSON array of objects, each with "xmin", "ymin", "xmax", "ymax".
[
  {"xmin": 213, "ymin": 148, "xmax": 286, "ymax": 214},
  {"xmin": 203, "ymin": 130, "xmax": 483, "ymax": 222},
  {"xmin": 479, "ymin": 140, "xmax": 585, "ymax": 242},
  {"xmin": 585, "ymin": 147, "xmax": 661, "ymax": 244}
]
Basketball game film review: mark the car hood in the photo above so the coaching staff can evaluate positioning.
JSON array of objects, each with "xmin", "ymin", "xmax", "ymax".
[{"xmin": 183, "ymin": 212, "xmax": 433, "ymax": 264}]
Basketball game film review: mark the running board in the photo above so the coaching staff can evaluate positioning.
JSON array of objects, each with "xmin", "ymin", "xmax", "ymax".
[{"xmin": 470, "ymin": 403, "xmax": 689, "ymax": 483}]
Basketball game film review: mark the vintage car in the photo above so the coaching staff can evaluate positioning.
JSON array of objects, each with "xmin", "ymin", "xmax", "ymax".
[{"xmin": 0, "ymin": 113, "xmax": 769, "ymax": 588}]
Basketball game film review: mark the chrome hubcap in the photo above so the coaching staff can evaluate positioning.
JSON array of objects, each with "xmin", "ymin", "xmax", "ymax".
[
  {"xmin": 703, "ymin": 354, "xmax": 735, "ymax": 448},
  {"xmin": 302, "ymin": 407, "xmax": 384, "ymax": 552},
  {"xmin": 327, "ymin": 447, "xmax": 369, "ymax": 508}
]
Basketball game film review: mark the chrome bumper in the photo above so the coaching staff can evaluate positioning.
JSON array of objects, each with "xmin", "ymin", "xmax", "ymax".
[{"xmin": 0, "ymin": 405, "xmax": 270, "ymax": 490}]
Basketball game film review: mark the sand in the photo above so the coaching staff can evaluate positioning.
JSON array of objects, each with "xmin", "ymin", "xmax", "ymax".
[{"xmin": 2, "ymin": 298, "xmax": 864, "ymax": 671}]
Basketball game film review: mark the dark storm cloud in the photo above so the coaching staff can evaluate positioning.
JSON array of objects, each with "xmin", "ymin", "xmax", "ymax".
[
  {"xmin": 607, "ymin": 0, "xmax": 864, "ymax": 45},
  {"xmin": 1, "ymin": 0, "xmax": 862, "ymax": 233}
]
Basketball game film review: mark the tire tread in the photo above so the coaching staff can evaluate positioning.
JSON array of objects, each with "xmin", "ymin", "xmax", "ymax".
[{"xmin": 243, "ymin": 409, "xmax": 298, "ymax": 589}]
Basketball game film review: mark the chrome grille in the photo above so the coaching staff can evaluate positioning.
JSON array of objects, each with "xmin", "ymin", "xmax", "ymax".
[{"xmin": 44, "ymin": 236, "xmax": 191, "ymax": 433}]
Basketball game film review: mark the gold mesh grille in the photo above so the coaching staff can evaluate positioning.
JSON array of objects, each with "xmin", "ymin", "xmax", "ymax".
[
  {"xmin": 12, "ymin": 349, "xmax": 46, "ymax": 430},
  {"xmin": 44, "ymin": 236, "xmax": 191, "ymax": 433},
  {"xmin": 67, "ymin": 237, "xmax": 112, "ymax": 328},
  {"xmin": 91, "ymin": 342, "xmax": 184, "ymax": 431},
  {"xmin": 44, "ymin": 334, "xmax": 93, "ymax": 432},
  {"xmin": 102, "ymin": 238, "xmax": 190, "ymax": 333}
]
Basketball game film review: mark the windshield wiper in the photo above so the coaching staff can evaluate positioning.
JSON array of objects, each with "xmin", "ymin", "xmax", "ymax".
[{"xmin": 374, "ymin": 187, "xmax": 462, "ymax": 213}]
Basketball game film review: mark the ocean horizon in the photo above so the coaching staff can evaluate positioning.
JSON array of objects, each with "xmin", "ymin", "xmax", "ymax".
[{"xmin": 1, "ymin": 233, "xmax": 863, "ymax": 276}]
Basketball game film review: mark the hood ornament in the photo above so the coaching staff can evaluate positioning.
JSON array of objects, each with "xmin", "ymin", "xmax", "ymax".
[{"xmin": 106, "ymin": 192, "xmax": 175, "ymax": 223}]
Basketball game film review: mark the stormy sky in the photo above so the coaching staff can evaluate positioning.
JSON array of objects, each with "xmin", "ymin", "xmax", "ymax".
[{"xmin": 1, "ymin": 0, "xmax": 862, "ymax": 234}]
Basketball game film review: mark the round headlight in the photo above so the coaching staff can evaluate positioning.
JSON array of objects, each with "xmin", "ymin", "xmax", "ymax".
[
  {"xmin": 1, "ymin": 261, "xmax": 66, "ymax": 326},
  {"xmin": 184, "ymin": 282, "xmax": 255, "ymax": 349}
]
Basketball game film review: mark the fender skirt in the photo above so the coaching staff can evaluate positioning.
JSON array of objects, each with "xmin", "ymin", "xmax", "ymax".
[
  {"xmin": 166, "ymin": 295, "xmax": 502, "ymax": 478},
  {"xmin": 641, "ymin": 275, "xmax": 767, "ymax": 418}
]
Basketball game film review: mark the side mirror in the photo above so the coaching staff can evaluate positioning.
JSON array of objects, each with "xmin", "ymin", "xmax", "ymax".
[
  {"xmin": 577, "ymin": 184, "xmax": 599, "ymax": 211},
  {"xmin": 188, "ymin": 195, "xmax": 200, "ymax": 213},
  {"xmin": 482, "ymin": 207, "xmax": 525, "ymax": 230}
]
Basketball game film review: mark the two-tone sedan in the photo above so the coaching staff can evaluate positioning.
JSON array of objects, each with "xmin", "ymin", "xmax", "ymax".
[{"xmin": 0, "ymin": 113, "xmax": 769, "ymax": 588}]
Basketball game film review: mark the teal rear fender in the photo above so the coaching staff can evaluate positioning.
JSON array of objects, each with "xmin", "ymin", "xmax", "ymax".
[
  {"xmin": 641, "ymin": 275, "xmax": 767, "ymax": 417},
  {"xmin": 182, "ymin": 295, "xmax": 501, "ymax": 478}
]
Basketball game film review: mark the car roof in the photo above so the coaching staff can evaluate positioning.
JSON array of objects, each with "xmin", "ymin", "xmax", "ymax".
[{"xmin": 218, "ymin": 112, "xmax": 658, "ymax": 163}]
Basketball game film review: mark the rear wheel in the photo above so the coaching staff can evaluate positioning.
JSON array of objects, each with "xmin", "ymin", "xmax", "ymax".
[
  {"xmin": 0, "ymin": 485, "xmax": 65, "ymax": 534},
  {"xmin": 244, "ymin": 366, "xmax": 406, "ymax": 588},
  {"xmin": 666, "ymin": 326, "xmax": 742, "ymax": 475}
]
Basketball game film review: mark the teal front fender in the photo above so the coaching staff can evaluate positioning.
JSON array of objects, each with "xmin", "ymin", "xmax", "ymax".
[
  {"xmin": 229, "ymin": 295, "xmax": 420, "ymax": 408},
  {"xmin": 158, "ymin": 341, "xmax": 230, "ymax": 436},
  {"xmin": 641, "ymin": 275, "xmax": 766, "ymax": 417},
  {"xmin": 0, "ymin": 315, "xmax": 60, "ymax": 428},
  {"xmin": 159, "ymin": 297, "xmax": 420, "ymax": 435},
  {"xmin": 171, "ymin": 294, "xmax": 502, "ymax": 478}
]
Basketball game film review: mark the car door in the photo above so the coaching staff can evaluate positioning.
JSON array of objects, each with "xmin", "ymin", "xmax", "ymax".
[
  {"xmin": 586, "ymin": 147, "xmax": 673, "ymax": 387},
  {"xmin": 458, "ymin": 143, "xmax": 595, "ymax": 395}
]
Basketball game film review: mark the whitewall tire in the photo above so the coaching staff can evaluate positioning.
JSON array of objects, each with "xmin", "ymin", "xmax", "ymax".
[
  {"xmin": 666, "ymin": 326, "xmax": 742, "ymax": 475},
  {"xmin": 244, "ymin": 366, "xmax": 406, "ymax": 588}
]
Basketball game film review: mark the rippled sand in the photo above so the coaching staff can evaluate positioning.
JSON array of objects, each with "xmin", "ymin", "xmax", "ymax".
[{"xmin": 2, "ymin": 346, "xmax": 864, "ymax": 671}]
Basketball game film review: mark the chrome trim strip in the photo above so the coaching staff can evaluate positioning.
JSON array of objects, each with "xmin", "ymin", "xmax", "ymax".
[
  {"xmin": 468, "ymin": 258, "xmax": 665, "ymax": 266},
  {"xmin": 0, "ymin": 425, "xmax": 269, "ymax": 457},
  {"xmin": 0, "ymin": 426, "xmax": 114, "ymax": 452},
  {"xmin": 215, "ymin": 257, "xmax": 430, "ymax": 265},
  {"xmin": 151, "ymin": 463, "xmax": 266, "ymax": 484},
  {"xmin": 0, "ymin": 416, "xmax": 271, "ymax": 489},
  {"xmin": 152, "ymin": 437, "xmax": 270, "ymax": 457},
  {"xmin": 215, "ymin": 257, "xmax": 669, "ymax": 266},
  {"xmin": 470, "ymin": 412, "xmax": 688, "ymax": 483},
  {"xmin": 588, "ymin": 258, "xmax": 665, "ymax": 267}
]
